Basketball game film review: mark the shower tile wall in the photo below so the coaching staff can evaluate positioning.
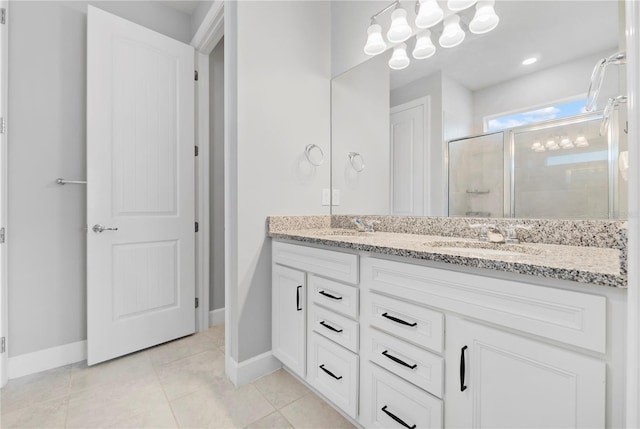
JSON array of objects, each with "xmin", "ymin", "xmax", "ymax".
[{"xmin": 513, "ymin": 118, "xmax": 609, "ymax": 219}]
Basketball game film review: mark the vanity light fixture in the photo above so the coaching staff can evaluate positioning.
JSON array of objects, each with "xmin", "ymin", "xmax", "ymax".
[
  {"xmin": 575, "ymin": 135, "xmax": 590, "ymax": 147},
  {"xmin": 413, "ymin": 31, "xmax": 437, "ymax": 59},
  {"xmin": 439, "ymin": 15, "xmax": 465, "ymax": 48},
  {"xmin": 389, "ymin": 43, "xmax": 411, "ymax": 69},
  {"xmin": 469, "ymin": 0, "xmax": 499, "ymax": 34},
  {"xmin": 364, "ymin": 20, "xmax": 387, "ymax": 55},
  {"xmin": 522, "ymin": 57, "xmax": 538, "ymax": 66},
  {"xmin": 387, "ymin": 6, "xmax": 413, "ymax": 43},
  {"xmin": 363, "ymin": 0, "xmax": 500, "ymax": 69},
  {"xmin": 447, "ymin": 0, "xmax": 477, "ymax": 12},
  {"xmin": 415, "ymin": 0, "xmax": 444, "ymax": 28}
]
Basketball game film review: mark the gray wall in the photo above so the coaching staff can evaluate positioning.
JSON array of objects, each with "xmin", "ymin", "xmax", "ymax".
[
  {"xmin": 7, "ymin": 1, "xmax": 191, "ymax": 357},
  {"xmin": 227, "ymin": 0, "xmax": 331, "ymax": 362},
  {"xmin": 209, "ymin": 40, "xmax": 225, "ymax": 311},
  {"xmin": 191, "ymin": 1, "xmax": 215, "ymax": 40}
]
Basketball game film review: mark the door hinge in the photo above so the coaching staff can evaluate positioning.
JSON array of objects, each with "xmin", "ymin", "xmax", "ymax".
[
  {"xmin": 1, "ymin": 117, "xmax": 6, "ymax": 134},
  {"xmin": 195, "ymin": 146, "xmax": 199, "ymax": 156},
  {"xmin": 195, "ymin": 298, "xmax": 199, "ymax": 308},
  {"xmin": 1, "ymin": 337, "xmax": 5, "ymax": 354},
  {"xmin": 194, "ymin": 70, "xmax": 199, "ymax": 81},
  {"xmin": 1, "ymin": 9, "xmax": 6, "ymax": 25},
  {"xmin": 195, "ymin": 222, "xmax": 199, "ymax": 233},
  {"xmin": 0, "ymin": 227, "xmax": 5, "ymax": 244}
]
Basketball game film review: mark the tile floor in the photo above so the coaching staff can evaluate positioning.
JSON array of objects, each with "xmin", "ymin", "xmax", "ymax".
[{"xmin": 0, "ymin": 326, "xmax": 355, "ymax": 429}]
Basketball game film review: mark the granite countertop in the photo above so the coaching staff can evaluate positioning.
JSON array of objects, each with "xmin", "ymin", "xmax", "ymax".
[{"xmin": 268, "ymin": 222, "xmax": 627, "ymax": 288}]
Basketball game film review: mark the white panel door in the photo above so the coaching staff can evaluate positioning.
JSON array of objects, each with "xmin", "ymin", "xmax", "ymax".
[
  {"xmin": 87, "ymin": 6, "xmax": 195, "ymax": 365},
  {"xmin": 390, "ymin": 98, "xmax": 429, "ymax": 216},
  {"xmin": 445, "ymin": 317, "xmax": 606, "ymax": 429}
]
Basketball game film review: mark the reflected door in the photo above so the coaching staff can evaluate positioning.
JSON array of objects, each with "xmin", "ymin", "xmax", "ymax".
[
  {"xmin": 87, "ymin": 7, "xmax": 195, "ymax": 365},
  {"xmin": 390, "ymin": 98, "xmax": 429, "ymax": 216}
]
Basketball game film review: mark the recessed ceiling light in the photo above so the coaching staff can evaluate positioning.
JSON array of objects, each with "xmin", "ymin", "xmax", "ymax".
[{"xmin": 522, "ymin": 57, "xmax": 537, "ymax": 65}]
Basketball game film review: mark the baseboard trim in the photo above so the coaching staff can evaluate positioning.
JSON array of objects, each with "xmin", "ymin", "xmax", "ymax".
[
  {"xmin": 226, "ymin": 351, "xmax": 281, "ymax": 386},
  {"xmin": 8, "ymin": 340, "xmax": 87, "ymax": 379},
  {"xmin": 209, "ymin": 308, "xmax": 225, "ymax": 326}
]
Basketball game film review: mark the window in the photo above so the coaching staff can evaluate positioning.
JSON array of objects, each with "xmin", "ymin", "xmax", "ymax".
[{"xmin": 485, "ymin": 99, "xmax": 587, "ymax": 132}]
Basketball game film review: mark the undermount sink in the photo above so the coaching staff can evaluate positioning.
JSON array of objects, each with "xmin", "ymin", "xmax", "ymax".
[{"xmin": 426, "ymin": 241, "xmax": 542, "ymax": 257}]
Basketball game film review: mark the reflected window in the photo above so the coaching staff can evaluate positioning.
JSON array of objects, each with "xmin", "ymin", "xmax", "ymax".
[{"xmin": 485, "ymin": 99, "xmax": 587, "ymax": 132}]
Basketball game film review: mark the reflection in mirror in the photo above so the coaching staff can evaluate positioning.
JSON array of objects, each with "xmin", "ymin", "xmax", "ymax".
[{"xmin": 331, "ymin": 0, "xmax": 626, "ymax": 219}]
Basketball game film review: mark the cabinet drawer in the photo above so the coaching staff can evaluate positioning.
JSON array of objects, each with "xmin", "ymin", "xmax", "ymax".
[
  {"xmin": 366, "ymin": 292, "xmax": 444, "ymax": 354},
  {"xmin": 361, "ymin": 362, "xmax": 443, "ymax": 429},
  {"xmin": 310, "ymin": 304, "xmax": 359, "ymax": 353},
  {"xmin": 309, "ymin": 275, "xmax": 359, "ymax": 319},
  {"xmin": 307, "ymin": 332, "xmax": 359, "ymax": 419},
  {"xmin": 362, "ymin": 257, "xmax": 607, "ymax": 353},
  {"xmin": 367, "ymin": 328, "xmax": 443, "ymax": 398},
  {"xmin": 273, "ymin": 241, "xmax": 359, "ymax": 284}
]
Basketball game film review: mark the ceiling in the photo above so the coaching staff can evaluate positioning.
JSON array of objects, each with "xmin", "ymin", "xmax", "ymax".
[
  {"xmin": 162, "ymin": 1, "xmax": 201, "ymax": 14},
  {"xmin": 389, "ymin": 0, "xmax": 620, "ymax": 91}
]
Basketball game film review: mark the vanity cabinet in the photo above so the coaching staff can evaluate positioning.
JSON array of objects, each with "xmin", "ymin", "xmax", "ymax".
[
  {"xmin": 272, "ymin": 264, "xmax": 306, "ymax": 378},
  {"xmin": 445, "ymin": 317, "xmax": 606, "ymax": 429},
  {"xmin": 271, "ymin": 241, "xmax": 614, "ymax": 428}
]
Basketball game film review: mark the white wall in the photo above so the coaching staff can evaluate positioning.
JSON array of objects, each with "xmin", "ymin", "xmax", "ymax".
[
  {"xmin": 442, "ymin": 74, "xmax": 473, "ymax": 141},
  {"xmin": 191, "ymin": 1, "xmax": 214, "ymax": 40},
  {"xmin": 332, "ymin": 54, "xmax": 390, "ymax": 215},
  {"xmin": 7, "ymin": 1, "xmax": 191, "ymax": 358},
  {"xmin": 228, "ymin": 1, "xmax": 331, "ymax": 362},
  {"xmin": 473, "ymin": 48, "xmax": 620, "ymax": 130},
  {"xmin": 209, "ymin": 39, "xmax": 225, "ymax": 311}
]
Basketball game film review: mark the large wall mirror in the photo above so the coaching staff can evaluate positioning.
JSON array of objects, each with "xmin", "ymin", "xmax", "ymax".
[{"xmin": 331, "ymin": 0, "xmax": 627, "ymax": 219}]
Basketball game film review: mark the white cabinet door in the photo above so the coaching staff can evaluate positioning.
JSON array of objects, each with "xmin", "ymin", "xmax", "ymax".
[
  {"xmin": 272, "ymin": 264, "xmax": 306, "ymax": 377},
  {"xmin": 87, "ymin": 6, "xmax": 195, "ymax": 365},
  {"xmin": 445, "ymin": 317, "xmax": 606, "ymax": 429}
]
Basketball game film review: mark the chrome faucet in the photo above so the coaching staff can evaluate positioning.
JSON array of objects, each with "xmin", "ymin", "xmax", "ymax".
[
  {"xmin": 352, "ymin": 218, "xmax": 377, "ymax": 233},
  {"xmin": 505, "ymin": 224, "xmax": 532, "ymax": 244},
  {"xmin": 469, "ymin": 223, "xmax": 494, "ymax": 242}
]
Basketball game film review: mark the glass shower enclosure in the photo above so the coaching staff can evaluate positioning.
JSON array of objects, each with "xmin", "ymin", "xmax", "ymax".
[{"xmin": 448, "ymin": 111, "xmax": 627, "ymax": 219}]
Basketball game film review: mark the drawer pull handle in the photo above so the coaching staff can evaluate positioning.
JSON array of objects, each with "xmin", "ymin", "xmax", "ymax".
[
  {"xmin": 382, "ymin": 350, "xmax": 417, "ymax": 370},
  {"xmin": 319, "ymin": 290, "xmax": 342, "ymax": 300},
  {"xmin": 460, "ymin": 345, "xmax": 468, "ymax": 392},
  {"xmin": 320, "ymin": 320, "xmax": 343, "ymax": 333},
  {"xmin": 319, "ymin": 364, "xmax": 343, "ymax": 380},
  {"xmin": 382, "ymin": 312, "xmax": 417, "ymax": 327},
  {"xmin": 296, "ymin": 285, "xmax": 302, "ymax": 311},
  {"xmin": 381, "ymin": 406, "xmax": 416, "ymax": 429}
]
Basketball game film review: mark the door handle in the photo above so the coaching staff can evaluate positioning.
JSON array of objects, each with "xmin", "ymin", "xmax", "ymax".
[
  {"xmin": 92, "ymin": 224, "xmax": 119, "ymax": 233},
  {"xmin": 460, "ymin": 345, "xmax": 468, "ymax": 392},
  {"xmin": 296, "ymin": 285, "xmax": 302, "ymax": 311}
]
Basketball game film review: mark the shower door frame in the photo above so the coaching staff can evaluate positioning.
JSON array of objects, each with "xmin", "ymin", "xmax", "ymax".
[{"xmin": 446, "ymin": 110, "xmax": 620, "ymax": 219}]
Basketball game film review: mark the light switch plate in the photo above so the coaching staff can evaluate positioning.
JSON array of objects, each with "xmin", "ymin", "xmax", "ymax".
[
  {"xmin": 322, "ymin": 188, "xmax": 331, "ymax": 206},
  {"xmin": 332, "ymin": 189, "xmax": 341, "ymax": 206}
]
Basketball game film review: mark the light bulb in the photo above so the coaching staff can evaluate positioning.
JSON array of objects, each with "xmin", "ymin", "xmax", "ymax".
[
  {"xmin": 389, "ymin": 43, "xmax": 411, "ymax": 70},
  {"xmin": 560, "ymin": 136, "xmax": 574, "ymax": 149},
  {"xmin": 416, "ymin": 0, "xmax": 444, "ymax": 29},
  {"xmin": 439, "ymin": 15, "xmax": 465, "ymax": 48},
  {"xmin": 447, "ymin": 0, "xmax": 477, "ymax": 12},
  {"xmin": 533, "ymin": 146, "xmax": 546, "ymax": 153},
  {"xmin": 413, "ymin": 31, "xmax": 436, "ymax": 59},
  {"xmin": 531, "ymin": 141, "xmax": 542, "ymax": 150},
  {"xmin": 469, "ymin": 0, "xmax": 499, "ymax": 34},
  {"xmin": 575, "ymin": 135, "xmax": 590, "ymax": 147},
  {"xmin": 545, "ymin": 138, "xmax": 556, "ymax": 149},
  {"xmin": 364, "ymin": 23, "xmax": 387, "ymax": 55},
  {"xmin": 387, "ymin": 8, "xmax": 412, "ymax": 43}
]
